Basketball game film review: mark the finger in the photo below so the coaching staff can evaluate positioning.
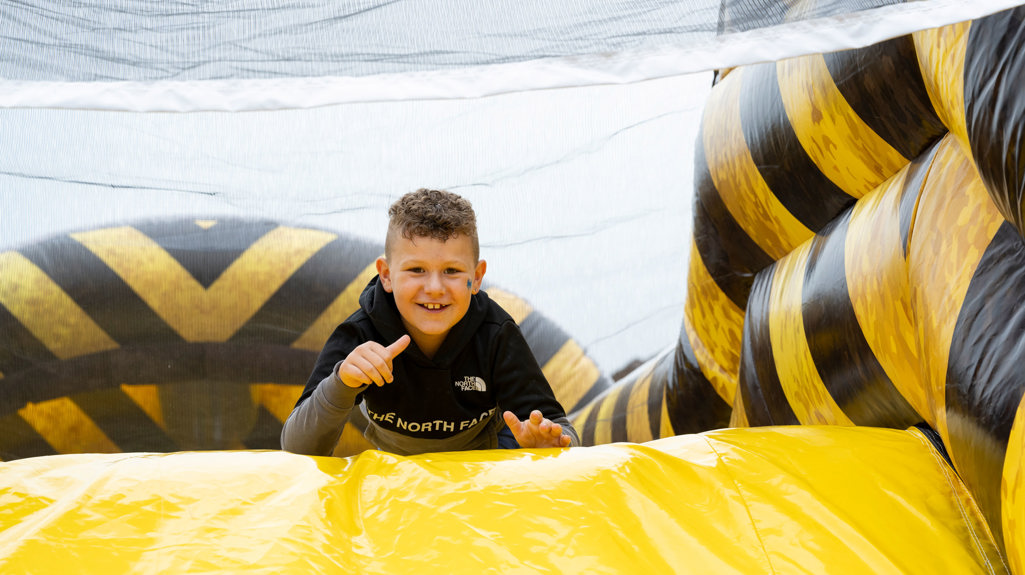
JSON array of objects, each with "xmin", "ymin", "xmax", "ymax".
[
  {"xmin": 338, "ymin": 362, "xmax": 371, "ymax": 388},
  {"xmin": 504, "ymin": 410, "xmax": 535, "ymax": 446},
  {"xmin": 529, "ymin": 410, "xmax": 543, "ymax": 424},
  {"xmin": 538, "ymin": 418, "xmax": 551, "ymax": 434},
  {"xmin": 385, "ymin": 334, "xmax": 411, "ymax": 360},
  {"xmin": 503, "ymin": 410, "xmax": 522, "ymax": 430},
  {"xmin": 363, "ymin": 347, "xmax": 398, "ymax": 383},
  {"xmin": 350, "ymin": 355, "xmax": 386, "ymax": 386},
  {"xmin": 559, "ymin": 434, "xmax": 572, "ymax": 447}
]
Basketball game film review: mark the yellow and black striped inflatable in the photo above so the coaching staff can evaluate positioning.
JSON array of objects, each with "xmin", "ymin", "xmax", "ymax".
[
  {"xmin": 0, "ymin": 218, "xmax": 610, "ymax": 460},
  {"xmin": 518, "ymin": 21, "xmax": 1025, "ymax": 547},
  {"xmin": 570, "ymin": 5, "xmax": 1025, "ymax": 568}
]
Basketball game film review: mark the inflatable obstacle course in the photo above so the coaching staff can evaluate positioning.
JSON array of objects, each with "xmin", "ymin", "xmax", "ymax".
[
  {"xmin": 586, "ymin": 6, "xmax": 1025, "ymax": 568},
  {"xmin": 0, "ymin": 219, "xmax": 610, "ymax": 460},
  {"xmin": 0, "ymin": 426, "xmax": 1006, "ymax": 574},
  {"xmin": 2, "ymin": 4, "xmax": 1025, "ymax": 574}
]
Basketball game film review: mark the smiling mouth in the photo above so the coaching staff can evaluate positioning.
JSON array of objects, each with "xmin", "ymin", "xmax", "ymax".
[{"xmin": 420, "ymin": 303, "xmax": 449, "ymax": 311}]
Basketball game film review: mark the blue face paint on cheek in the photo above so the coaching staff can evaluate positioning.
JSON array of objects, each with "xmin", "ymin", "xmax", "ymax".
[{"xmin": 467, "ymin": 280, "xmax": 472, "ymax": 290}]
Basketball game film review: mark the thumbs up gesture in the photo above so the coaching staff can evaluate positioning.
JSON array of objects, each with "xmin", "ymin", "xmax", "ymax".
[{"xmin": 337, "ymin": 335, "xmax": 411, "ymax": 388}]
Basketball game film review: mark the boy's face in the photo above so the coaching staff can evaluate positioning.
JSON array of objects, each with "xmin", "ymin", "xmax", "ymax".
[{"xmin": 377, "ymin": 233, "xmax": 486, "ymax": 356}]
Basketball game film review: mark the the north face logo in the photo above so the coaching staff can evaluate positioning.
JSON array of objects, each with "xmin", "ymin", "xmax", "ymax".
[{"xmin": 455, "ymin": 376, "xmax": 487, "ymax": 392}]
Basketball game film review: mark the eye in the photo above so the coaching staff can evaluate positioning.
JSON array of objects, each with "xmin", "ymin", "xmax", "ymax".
[
  {"xmin": 407, "ymin": 267, "xmax": 425, "ymax": 273},
  {"xmin": 444, "ymin": 268, "xmax": 461, "ymax": 275}
]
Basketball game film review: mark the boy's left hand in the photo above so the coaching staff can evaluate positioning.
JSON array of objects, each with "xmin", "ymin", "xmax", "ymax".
[{"xmin": 503, "ymin": 410, "xmax": 572, "ymax": 448}]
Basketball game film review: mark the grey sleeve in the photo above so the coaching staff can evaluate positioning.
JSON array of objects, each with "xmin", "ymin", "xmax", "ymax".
[{"xmin": 280, "ymin": 362, "xmax": 367, "ymax": 456}]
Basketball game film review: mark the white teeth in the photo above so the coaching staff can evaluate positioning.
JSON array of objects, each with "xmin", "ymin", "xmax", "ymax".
[{"xmin": 424, "ymin": 303, "xmax": 444, "ymax": 310}]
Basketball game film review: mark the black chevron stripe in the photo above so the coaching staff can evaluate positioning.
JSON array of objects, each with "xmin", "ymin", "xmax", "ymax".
[
  {"xmin": 232, "ymin": 235, "xmax": 381, "ymax": 345},
  {"xmin": 667, "ymin": 327, "xmax": 732, "ymax": 434},
  {"xmin": 0, "ymin": 342, "xmax": 318, "ymax": 415},
  {"xmin": 71, "ymin": 387, "xmax": 179, "ymax": 453},
  {"xmin": 0, "ymin": 413, "xmax": 58, "ymax": 460},
  {"xmin": 737, "ymin": 263, "xmax": 799, "ymax": 426},
  {"xmin": 21, "ymin": 235, "xmax": 181, "ymax": 344},
  {"xmin": 824, "ymin": 36, "xmax": 946, "ymax": 161},
  {"xmin": 802, "ymin": 212, "xmax": 919, "ymax": 428},
  {"xmin": 134, "ymin": 219, "xmax": 279, "ymax": 289},
  {"xmin": 517, "ymin": 311, "xmax": 567, "ymax": 367},
  {"xmin": 740, "ymin": 61, "xmax": 857, "ymax": 232},
  {"xmin": 944, "ymin": 221, "xmax": 1025, "ymax": 548},
  {"xmin": 0, "ymin": 301, "xmax": 56, "ymax": 378},
  {"xmin": 693, "ymin": 122, "xmax": 773, "ymax": 310},
  {"xmin": 964, "ymin": 6, "xmax": 1025, "ymax": 239}
]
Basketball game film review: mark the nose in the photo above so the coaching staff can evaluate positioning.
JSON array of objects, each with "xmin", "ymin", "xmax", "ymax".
[{"xmin": 425, "ymin": 272, "xmax": 444, "ymax": 294}]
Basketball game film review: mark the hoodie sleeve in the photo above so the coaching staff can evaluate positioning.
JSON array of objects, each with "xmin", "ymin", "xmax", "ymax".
[
  {"xmin": 280, "ymin": 322, "xmax": 368, "ymax": 456},
  {"xmin": 280, "ymin": 366, "xmax": 366, "ymax": 456},
  {"xmin": 492, "ymin": 320, "xmax": 580, "ymax": 447}
]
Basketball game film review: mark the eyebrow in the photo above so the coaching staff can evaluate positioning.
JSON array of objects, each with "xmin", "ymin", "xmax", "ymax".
[{"xmin": 400, "ymin": 259, "xmax": 468, "ymax": 268}]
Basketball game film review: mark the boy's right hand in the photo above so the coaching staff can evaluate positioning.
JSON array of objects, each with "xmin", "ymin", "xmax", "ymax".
[{"xmin": 337, "ymin": 335, "xmax": 410, "ymax": 388}]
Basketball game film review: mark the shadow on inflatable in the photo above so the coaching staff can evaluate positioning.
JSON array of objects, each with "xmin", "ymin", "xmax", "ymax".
[{"xmin": 2, "ymin": 7, "xmax": 1025, "ymax": 574}]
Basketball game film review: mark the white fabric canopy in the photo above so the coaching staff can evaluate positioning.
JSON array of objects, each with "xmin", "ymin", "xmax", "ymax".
[
  {"xmin": 0, "ymin": 0, "xmax": 1020, "ymax": 110},
  {"xmin": 2, "ymin": 0, "xmax": 1020, "ymax": 375}
]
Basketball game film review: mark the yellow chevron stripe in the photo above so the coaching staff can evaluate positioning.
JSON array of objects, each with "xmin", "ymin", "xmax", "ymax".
[
  {"xmin": 624, "ymin": 361, "xmax": 657, "ymax": 443},
  {"xmin": 684, "ymin": 240, "xmax": 743, "ymax": 405},
  {"xmin": 483, "ymin": 287, "xmax": 534, "ymax": 325},
  {"xmin": 659, "ymin": 385, "xmax": 674, "ymax": 438},
  {"xmin": 292, "ymin": 261, "xmax": 379, "ymax": 351},
  {"xmin": 592, "ymin": 384, "xmax": 626, "ymax": 446},
  {"xmin": 541, "ymin": 339, "xmax": 600, "ymax": 413},
  {"xmin": 845, "ymin": 168, "xmax": 929, "ymax": 423},
  {"xmin": 73, "ymin": 226, "xmax": 336, "ymax": 342},
  {"xmin": 1003, "ymin": 392, "xmax": 1025, "ymax": 575},
  {"xmin": 729, "ymin": 399, "xmax": 749, "ymax": 427},
  {"xmin": 567, "ymin": 397, "xmax": 596, "ymax": 437},
  {"xmin": 704, "ymin": 67, "xmax": 813, "ymax": 259},
  {"xmin": 19, "ymin": 397, "xmax": 119, "ymax": 454},
  {"xmin": 120, "ymin": 384, "xmax": 167, "ymax": 430},
  {"xmin": 0, "ymin": 251, "xmax": 118, "ymax": 359},
  {"xmin": 914, "ymin": 22, "xmax": 970, "ymax": 152},
  {"xmin": 908, "ymin": 136, "xmax": 1004, "ymax": 450},
  {"xmin": 250, "ymin": 383, "xmax": 304, "ymax": 423},
  {"xmin": 769, "ymin": 242, "xmax": 855, "ymax": 426},
  {"xmin": 777, "ymin": 55, "xmax": 908, "ymax": 198}
]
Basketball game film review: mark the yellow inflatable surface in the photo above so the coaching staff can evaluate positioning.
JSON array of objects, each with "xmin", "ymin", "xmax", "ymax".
[{"xmin": 0, "ymin": 426, "xmax": 1005, "ymax": 574}]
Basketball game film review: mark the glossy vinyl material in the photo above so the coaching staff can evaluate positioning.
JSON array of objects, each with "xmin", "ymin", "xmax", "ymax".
[
  {"xmin": 965, "ymin": 7, "xmax": 1025, "ymax": 238},
  {"xmin": 944, "ymin": 222, "xmax": 1025, "ymax": 551},
  {"xmin": 0, "ymin": 427, "xmax": 1006, "ymax": 574},
  {"xmin": 5, "ymin": 4, "xmax": 1025, "ymax": 574},
  {"xmin": 905, "ymin": 136, "xmax": 1006, "ymax": 452}
]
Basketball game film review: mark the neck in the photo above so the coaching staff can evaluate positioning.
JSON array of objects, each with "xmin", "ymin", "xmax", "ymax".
[{"xmin": 402, "ymin": 321, "xmax": 444, "ymax": 359}]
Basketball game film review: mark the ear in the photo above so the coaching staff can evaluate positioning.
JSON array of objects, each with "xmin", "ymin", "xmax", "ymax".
[
  {"xmin": 473, "ymin": 259, "xmax": 487, "ymax": 292},
  {"xmin": 376, "ymin": 257, "xmax": 393, "ymax": 292}
]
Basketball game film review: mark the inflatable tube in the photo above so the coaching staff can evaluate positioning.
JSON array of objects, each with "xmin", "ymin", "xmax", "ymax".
[
  {"xmin": 0, "ymin": 218, "xmax": 610, "ymax": 460},
  {"xmin": 586, "ymin": 6, "xmax": 1025, "ymax": 566},
  {"xmin": 0, "ymin": 426, "xmax": 1006, "ymax": 574},
  {"xmin": 562, "ymin": 6, "xmax": 1025, "ymax": 568}
]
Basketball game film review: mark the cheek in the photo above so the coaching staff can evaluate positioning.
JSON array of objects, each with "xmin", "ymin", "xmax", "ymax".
[{"xmin": 391, "ymin": 278, "xmax": 416, "ymax": 295}]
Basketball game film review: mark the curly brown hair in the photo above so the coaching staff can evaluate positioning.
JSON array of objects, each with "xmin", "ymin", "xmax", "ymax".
[{"xmin": 385, "ymin": 188, "xmax": 479, "ymax": 259}]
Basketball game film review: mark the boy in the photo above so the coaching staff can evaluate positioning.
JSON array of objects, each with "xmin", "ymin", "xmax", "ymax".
[{"xmin": 281, "ymin": 188, "xmax": 579, "ymax": 456}]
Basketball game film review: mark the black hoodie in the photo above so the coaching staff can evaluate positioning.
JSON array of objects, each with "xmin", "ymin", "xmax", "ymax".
[{"xmin": 281, "ymin": 276, "xmax": 579, "ymax": 455}]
